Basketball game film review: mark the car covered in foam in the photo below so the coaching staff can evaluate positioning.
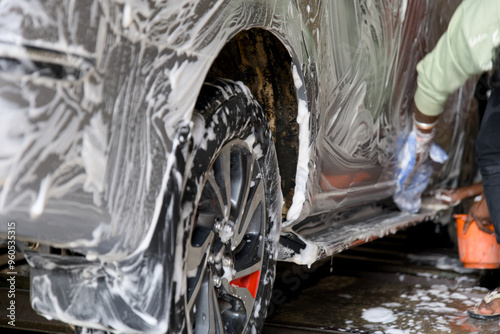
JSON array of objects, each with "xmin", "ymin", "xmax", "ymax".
[{"xmin": 0, "ymin": 0, "xmax": 474, "ymax": 333}]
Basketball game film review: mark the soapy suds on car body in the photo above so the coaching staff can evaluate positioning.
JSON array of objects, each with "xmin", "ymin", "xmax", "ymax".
[{"xmin": 0, "ymin": 0, "xmax": 471, "ymax": 332}]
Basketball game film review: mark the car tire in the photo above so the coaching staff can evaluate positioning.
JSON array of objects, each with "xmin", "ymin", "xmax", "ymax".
[{"xmin": 171, "ymin": 79, "xmax": 282, "ymax": 334}]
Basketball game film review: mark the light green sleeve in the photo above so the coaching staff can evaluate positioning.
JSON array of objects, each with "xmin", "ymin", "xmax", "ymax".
[{"xmin": 414, "ymin": 0, "xmax": 500, "ymax": 117}]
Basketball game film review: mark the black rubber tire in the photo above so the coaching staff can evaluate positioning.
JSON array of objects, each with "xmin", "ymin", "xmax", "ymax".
[{"xmin": 171, "ymin": 79, "xmax": 282, "ymax": 334}]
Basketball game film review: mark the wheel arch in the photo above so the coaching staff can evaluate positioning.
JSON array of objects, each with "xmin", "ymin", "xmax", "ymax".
[{"xmin": 205, "ymin": 28, "xmax": 300, "ymax": 218}]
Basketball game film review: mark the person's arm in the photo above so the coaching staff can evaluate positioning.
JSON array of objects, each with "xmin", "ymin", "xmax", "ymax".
[
  {"xmin": 415, "ymin": 0, "xmax": 500, "ymax": 118},
  {"xmin": 394, "ymin": 0, "xmax": 500, "ymax": 213},
  {"xmin": 414, "ymin": 106, "xmax": 437, "ymax": 134}
]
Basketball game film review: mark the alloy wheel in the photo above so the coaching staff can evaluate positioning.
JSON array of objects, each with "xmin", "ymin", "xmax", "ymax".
[{"xmin": 186, "ymin": 140, "xmax": 266, "ymax": 333}]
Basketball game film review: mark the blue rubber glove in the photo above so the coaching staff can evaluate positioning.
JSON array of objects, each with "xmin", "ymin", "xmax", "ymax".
[{"xmin": 394, "ymin": 125, "xmax": 448, "ymax": 213}]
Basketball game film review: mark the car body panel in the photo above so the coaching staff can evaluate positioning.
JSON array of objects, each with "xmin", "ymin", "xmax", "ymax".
[
  {"xmin": 0, "ymin": 0, "xmax": 310, "ymax": 260},
  {"xmin": 304, "ymin": 0, "xmax": 469, "ymax": 217},
  {"xmin": 0, "ymin": 0, "xmax": 474, "ymax": 332}
]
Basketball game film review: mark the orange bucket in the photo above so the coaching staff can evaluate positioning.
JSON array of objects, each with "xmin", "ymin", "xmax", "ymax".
[{"xmin": 455, "ymin": 214, "xmax": 500, "ymax": 269}]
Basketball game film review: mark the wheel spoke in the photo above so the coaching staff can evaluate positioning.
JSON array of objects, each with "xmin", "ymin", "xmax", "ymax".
[
  {"xmin": 193, "ymin": 270, "xmax": 224, "ymax": 334},
  {"xmin": 233, "ymin": 176, "xmax": 264, "ymax": 248},
  {"xmin": 225, "ymin": 261, "xmax": 263, "ymax": 318},
  {"xmin": 187, "ymin": 232, "xmax": 213, "ymax": 275},
  {"xmin": 207, "ymin": 172, "xmax": 227, "ymax": 220},
  {"xmin": 232, "ymin": 153, "xmax": 254, "ymax": 242},
  {"xmin": 231, "ymin": 149, "xmax": 252, "ymax": 220},
  {"xmin": 232, "ymin": 261, "xmax": 263, "ymax": 283},
  {"xmin": 187, "ymin": 232, "xmax": 214, "ymax": 311},
  {"xmin": 208, "ymin": 281, "xmax": 225, "ymax": 334},
  {"xmin": 218, "ymin": 147, "xmax": 233, "ymax": 219},
  {"xmin": 230, "ymin": 262, "xmax": 262, "ymax": 299}
]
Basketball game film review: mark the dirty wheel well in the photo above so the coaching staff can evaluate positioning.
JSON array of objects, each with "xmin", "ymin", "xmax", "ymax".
[{"xmin": 206, "ymin": 28, "xmax": 299, "ymax": 217}]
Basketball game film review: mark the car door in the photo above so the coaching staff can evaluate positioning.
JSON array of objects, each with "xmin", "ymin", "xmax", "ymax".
[
  {"xmin": 314, "ymin": 0, "xmax": 403, "ymax": 212},
  {"xmin": 312, "ymin": 0, "xmax": 463, "ymax": 214}
]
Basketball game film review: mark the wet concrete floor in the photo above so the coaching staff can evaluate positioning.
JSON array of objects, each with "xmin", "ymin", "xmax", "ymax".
[
  {"xmin": 1, "ymin": 222, "xmax": 499, "ymax": 334},
  {"xmin": 264, "ymin": 222, "xmax": 500, "ymax": 334}
]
